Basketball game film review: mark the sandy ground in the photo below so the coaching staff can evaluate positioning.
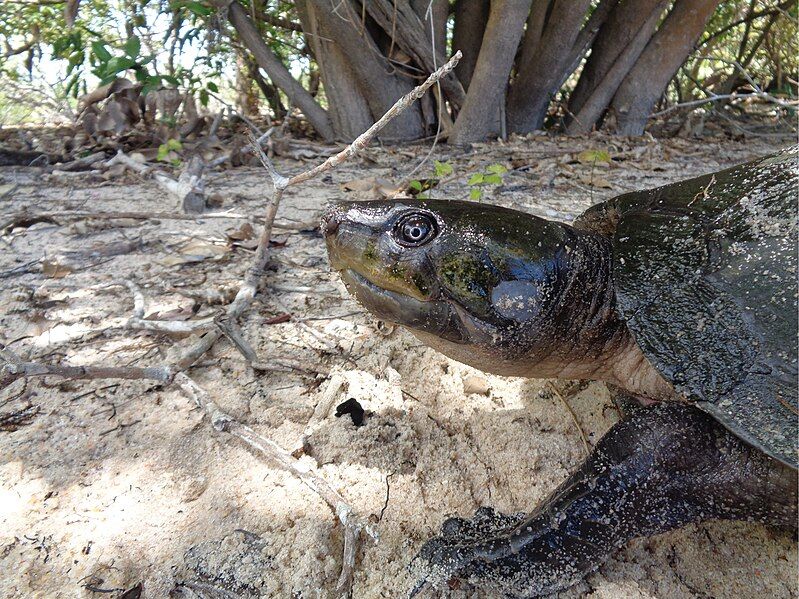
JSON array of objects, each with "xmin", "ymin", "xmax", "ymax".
[{"xmin": 0, "ymin": 134, "xmax": 796, "ymax": 599}]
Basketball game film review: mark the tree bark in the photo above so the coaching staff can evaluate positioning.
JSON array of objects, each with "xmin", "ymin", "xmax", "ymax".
[
  {"xmin": 235, "ymin": 54, "xmax": 259, "ymax": 117},
  {"xmin": 308, "ymin": 0, "xmax": 426, "ymax": 141},
  {"xmin": 450, "ymin": 0, "xmax": 532, "ymax": 144},
  {"xmin": 610, "ymin": 0, "xmax": 722, "ymax": 135},
  {"xmin": 363, "ymin": 0, "xmax": 465, "ymax": 109},
  {"xmin": 568, "ymin": 0, "xmax": 661, "ymax": 118},
  {"xmin": 567, "ymin": 1, "xmax": 667, "ymax": 134},
  {"xmin": 516, "ymin": 0, "xmax": 551, "ymax": 77},
  {"xmin": 411, "ymin": 0, "xmax": 454, "ymax": 134},
  {"xmin": 506, "ymin": 0, "xmax": 593, "ymax": 134},
  {"xmin": 411, "ymin": 0, "xmax": 448, "ymax": 57},
  {"xmin": 554, "ymin": 0, "xmax": 618, "ymax": 99},
  {"xmin": 296, "ymin": 0, "xmax": 374, "ymax": 140},
  {"xmin": 218, "ymin": 0, "xmax": 335, "ymax": 140},
  {"xmin": 451, "ymin": 0, "xmax": 490, "ymax": 92},
  {"xmin": 248, "ymin": 60, "xmax": 286, "ymax": 119}
]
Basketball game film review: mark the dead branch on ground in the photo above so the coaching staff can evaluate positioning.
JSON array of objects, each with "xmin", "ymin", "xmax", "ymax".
[{"xmin": 0, "ymin": 51, "xmax": 462, "ymax": 597}]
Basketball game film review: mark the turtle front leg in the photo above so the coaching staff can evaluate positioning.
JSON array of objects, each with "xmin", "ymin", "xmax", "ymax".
[{"xmin": 410, "ymin": 403, "xmax": 797, "ymax": 598}]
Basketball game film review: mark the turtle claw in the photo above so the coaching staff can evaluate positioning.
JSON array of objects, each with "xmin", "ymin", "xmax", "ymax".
[{"xmin": 408, "ymin": 507, "xmax": 528, "ymax": 596}]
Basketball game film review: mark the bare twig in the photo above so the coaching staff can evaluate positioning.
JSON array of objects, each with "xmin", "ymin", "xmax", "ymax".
[
  {"xmin": 547, "ymin": 382, "xmax": 591, "ymax": 456},
  {"xmin": 285, "ymin": 51, "xmax": 462, "ymax": 188},
  {"xmin": 650, "ymin": 91, "xmax": 797, "ymax": 119},
  {"xmin": 0, "ymin": 210, "xmax": 312, "ymax": 232},
  {"xmin": 1, "ymin": 360, "xmax": 171, "ymax": 391},
  {"xmin": 107, "ymin": 150, "xmax": 208, "ymax": 213},
  {"xmin": 3, "ymin": 51, "xmax": 463, "ymax": 597}
]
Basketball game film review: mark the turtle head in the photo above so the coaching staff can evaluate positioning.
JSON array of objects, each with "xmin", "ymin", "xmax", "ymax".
[{"xmin": 322, "ymin": 199, "xmax": 580, "ymax": 374}]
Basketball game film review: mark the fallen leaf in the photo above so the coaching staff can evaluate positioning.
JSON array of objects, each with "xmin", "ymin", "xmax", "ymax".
[
  {"xmin": 340, "ymin": 177, "xmax": 400, "ymax": 198},
  {"xmin": 225, "ymin": 222, "xmax": 255, "ymax": 241},
  {"xmin": 463, "ymin": 374, "xmax": 490, "ymax": 395},
  {"xmin": 41, "ymin": 259, "xmax": 74, "ymax": 278},
  {"xmin": 159, "ymin": 239, "xmax": 230, "ymax": 266},
  {"xmin": 576, "ymin": 149, "xmax": 612, "ymax": 166},
  {"xmin": 264, "ymin": 313, "xmax": 291, "ymax": 324},
  {"xmin": 578, "ymin": 173, "xmax": 613, "ymax": 188}
]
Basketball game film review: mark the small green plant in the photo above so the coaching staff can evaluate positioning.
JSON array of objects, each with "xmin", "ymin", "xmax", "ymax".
[
  {"xmin": 409, "ymin": 160, "xmax": 453, "ymax": 199},
  {"xmin": 89, "ymin": 36, "xmax": 179, "ymax": 95},
  {"xmin": 157, "ymin": 138, "xmax": 183, "ymax": 166},
  {"xmin": 467, "ymin": 163, "xmax": 507, "ymax": 200}
]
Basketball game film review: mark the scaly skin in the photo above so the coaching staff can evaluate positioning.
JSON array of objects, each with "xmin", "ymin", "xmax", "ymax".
[
  {"xmin": 321, "ymin": 196, "xmax": 797, "ymax": 597},
  {"xmin": 409, "ymin": 403, "xmax": 797, "ymax": 597}
]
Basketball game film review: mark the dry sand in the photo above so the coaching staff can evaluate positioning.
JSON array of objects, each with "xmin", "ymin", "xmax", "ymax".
[{"xmin": 0, "ymin": 135, "xmax": 795, "ymax": 598}]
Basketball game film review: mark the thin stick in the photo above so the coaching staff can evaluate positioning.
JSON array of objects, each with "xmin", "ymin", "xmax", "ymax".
[
  {"xmin": 547, "ymin": 382, "xmax": 591, "ymax": 456},
  {"xmin": 0, "ymin": 211, "xmax": 314, "ymax": 234},
  {"xmin": 1, "ymin": 361, "xmax": 171, "ymax": 390},
  {"xmin": 174, "ymin": 372, "xmax": 373, "ymax": 592},
  {"xmin": 4, "ymin": 51, "xmax": 463, "ymax": 597},
  {"xmin": 286, "ymin": 51, "xmax": 461, "ymax": 188},
  {"xmin": 650, "ymin": 91, "xmax": 796, "ymax": 119}
]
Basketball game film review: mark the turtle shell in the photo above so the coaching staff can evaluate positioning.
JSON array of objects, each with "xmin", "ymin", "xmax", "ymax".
[{"xmin": 576, "ymin": 147, "xmax": 798, "ymax": 468}]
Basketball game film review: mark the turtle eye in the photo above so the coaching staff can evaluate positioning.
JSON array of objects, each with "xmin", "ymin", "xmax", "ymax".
[{"xmin": 395, "ymin": 213, "xmax": 438, "ymax": 247}]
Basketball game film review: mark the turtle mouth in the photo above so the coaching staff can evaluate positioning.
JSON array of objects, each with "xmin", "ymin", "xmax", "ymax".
[
  {"xmin": 340, "ymin": 268, "xmax": 431, "ymax": 316},
  {"xmin": 340, "ymin": 269, "xmax": 467, "ymax": 342}
]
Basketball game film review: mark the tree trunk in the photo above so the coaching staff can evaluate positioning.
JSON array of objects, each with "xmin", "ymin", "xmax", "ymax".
[
  {"xmin": 568, "ymin": 0, "xmax": 662, "ymax": 118},
  {"xmin": 567, "ymin": 1, "xmax": 667, "ymax": 134},
  {"xmin": 247, "ymin": 58, "xmax": 286, "ymax": 120},
  {"xmin": 363, "ymin": 0, "xmax": 465, "ymax": 109},
  {"xmin": 296, "ymin": 0, "xmax": 374, "ymax": 140},
  {"xmin": 553, "ymin": 0, "xmax": 618, "ymax": 99},
  {"xmin": 715, "ymin": 11, "xmax": 779, "ymax": 96},
  {"xmin": 411, "ymin": 0, "xmax": 448, "ymax": 56},
  {"xmin": 235, "ymin": 54, "xmax": 259, "ymax": 117},
  {"xmin": 516, "ymin": 0, "xmax": 551, "ymax": 77},
  {"xmin": 308, "ymin": 0, "xmax": 426, "ymax": 141},
  {"xmin": 451, "ymin": 0, "xmax": 490, "ymax": 92},
  {"xmin": 411, "ymin": 0, "xmax": 454, "ymax": 134},
  {"xmin": 218, "ymin": 0, "xmax": 335, "ymax": 140},
  {"xmin": 506, "ymin": 0, "xmax": 593, "ymax": 134},
  {"xmin": 450, "ymin": 0, "xmax": 532, "ymax": 144},
  {"xmin": 610, "ymin": 0, "xmax": 722, "ymax": 135}
]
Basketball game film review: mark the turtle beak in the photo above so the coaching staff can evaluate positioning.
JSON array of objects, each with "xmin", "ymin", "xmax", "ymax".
[{"xmin": 321, "ymin": 202, "xmax": 342, "ymax": 238}]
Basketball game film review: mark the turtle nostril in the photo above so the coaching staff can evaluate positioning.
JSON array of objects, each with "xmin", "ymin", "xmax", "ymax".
[{"xmin": 321, "ymin": 212, "xmax": 340, "ymax": 237}]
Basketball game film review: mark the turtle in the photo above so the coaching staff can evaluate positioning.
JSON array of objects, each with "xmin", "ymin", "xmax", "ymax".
[{"xmin": 321, "ymin": 146, "xmax": 798, "ymax": 597}]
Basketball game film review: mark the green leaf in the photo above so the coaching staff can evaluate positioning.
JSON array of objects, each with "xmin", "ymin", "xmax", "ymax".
[
  {"xmin": 577, "ymin": 149, "xmax": 612, "ymax": 164},
  {"xmin": 174, "ymin": 0, "xmax": 213, "ymax": 16},
  {"xmin": 469, "ymin": 188, "xmax": 482, "ymax": 201},
  {"xmin": 206, "ymin": 81, "xmax": 218, "ymax": 93},
  {"xmin": 409, "ymin": 180, "xmax": 423, "ymax": 191},
  {"xmin": 199, "ymin": 88, "xmax": 209, "ymax": 106},
  {"xmin": 486, "ymin": 163, "xmax": 507, "ymax": 175},
  {"xmin": 467, "ymin": 173, "xmax": 484, "ymax": 185},
  {"xmin": 483, "ymin": 174, "xmax": 502, "ymax": 185},
  {"xmin": 91, "ymin": 41, "xmax": 112, "ymax": 63},
  {"xmin": 105, "ymin": 56, "xmax": 137, "ymax": 74},
  {"xmin": 161, "ymin": 75, "xmax": 180, "ymax": 86},
  {"xmin": 124, "ymin": 36, "xmax": 141, "ymax": 58},
  {"xmin": 433, "ymin": 160, "xmax": 453, "ymax": 177},
  {"xmin": 141, "ymin": 80, "xmax": 158, "ymax": 96}
]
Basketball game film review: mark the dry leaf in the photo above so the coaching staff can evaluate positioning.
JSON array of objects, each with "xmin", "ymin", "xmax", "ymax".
[
  {"xmin": 576, "ymin": 149, "xmax": 612, "ymax": 167},
  {"xmin": 578, "ymin": 173, "xmax": 613, "ymax": 188},
  {"xmin": 340, "ymin": 177, "xmax": 400, "ymax": 198},
  {"xmin": 225, "ymin": 222, "xmax": 255, "ymax": 241},
  {"xmin": 159, "ymin": 239, "xmax": 230, "ymax": 266},
  {"xmin": 41, "ymin": 259, "xmax": 74, "ymax": 278},
  {"xmin": 463, "ymin": 375, "xmax": 490, "ymax": 395}
]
